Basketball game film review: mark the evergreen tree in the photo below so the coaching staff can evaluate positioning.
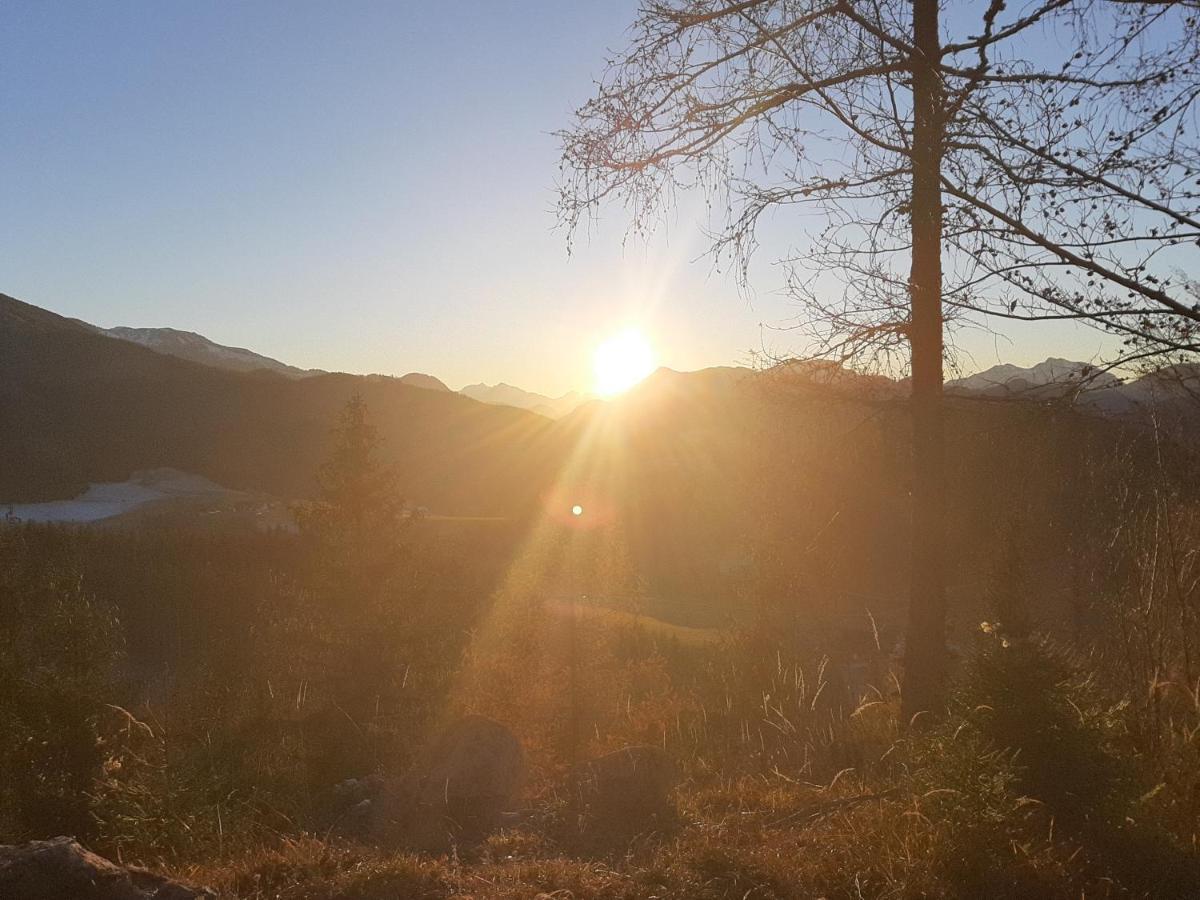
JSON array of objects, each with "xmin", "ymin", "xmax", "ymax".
[{"xmin": 297, "ymin": 393, "xmax": 404, "ymax": 595}]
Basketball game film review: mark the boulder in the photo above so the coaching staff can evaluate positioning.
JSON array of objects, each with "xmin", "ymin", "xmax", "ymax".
[
  {"xmin": 371, "ymin": 715, "xmax": 523, "ymax": 847},
  {"xmin": 332, "ymin": 772, "xmax": 384, "ymax": 808},
  {"xmin": 570, "ymin": 745, "xmax": 677, "ymax": 821},
  {"xmin": 330, "ymin": 773, "xmax": 385, "ymax": 836},
  {"xmin": 0, "ymin": 837, "xmax": 214, "ymax": 900}
]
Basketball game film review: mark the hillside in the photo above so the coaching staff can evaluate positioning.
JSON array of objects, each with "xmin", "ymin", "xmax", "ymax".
[
  {"xmin": 0, "ymin": 293, "xmax": 558, "ymax": 513},
  {"xmin": 94, "ymin": 325, "xmax": 315, "ymax": 378},
  {"xmin": 93, "ymin": 323, "xmax": 452, "ymax": 394},
  {"xmin": 4, "ymin": 292, "xmax": 1196, "ymax": 635},
  {"xmin": 946, "ymin": 357, "xmax": 1120, "ymax": 396},
  {"xmin": 5, "ymin": 297, "xmax": 1200, "ymax": 900},
  {"xmin": 461, "ymin": 382, "xmax": 586, "ymax": 418}
]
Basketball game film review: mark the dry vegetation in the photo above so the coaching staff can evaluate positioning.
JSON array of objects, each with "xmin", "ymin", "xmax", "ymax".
[{"xmin": 3, "ymin": 397, "xmax": 1200, "ymax": 898}]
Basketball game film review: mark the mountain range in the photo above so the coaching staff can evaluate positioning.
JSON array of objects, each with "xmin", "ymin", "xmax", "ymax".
[
  {"xmin": 4, "ymin": 289, "xmax": 1197, "ymax": 631},
  {"xmin": 89, "ymin": 324, "xmax": 452, "ymax": 392},
  {"xmin": 91, "ymin": 325, "xmax": 316, "ymax": 378},
  {"xmin": 0, "ymin": 293, "xmax": 557, "ymax": 509},
  {"xmin": 88, "ymin": 323, "xmax": 583, "ymax": 410},
  {"xmin": 4, "ymin": 292, "xmax": 1197, "ymax": 512},
  {"xmin": 460, "ymin": 383, "xmax": 587, "ymax": 418},
  {"xmin": 946, "ymin": 357, "xmax": 1121, "ymax": 396},
  {"xmin": 86, "ymin": 316, "xmax": 1181, "ymax": 419}
]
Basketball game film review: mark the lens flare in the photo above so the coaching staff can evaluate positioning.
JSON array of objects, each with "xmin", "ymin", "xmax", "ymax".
[{"xmin": 593, "ymin": 329, "xmax": 655, "ymax": 396}]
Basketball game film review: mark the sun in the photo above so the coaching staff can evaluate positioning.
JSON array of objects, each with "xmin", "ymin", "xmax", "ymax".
[{"xmin": 593, "ymin": 329, "xmax": 656, "ymax": 396}]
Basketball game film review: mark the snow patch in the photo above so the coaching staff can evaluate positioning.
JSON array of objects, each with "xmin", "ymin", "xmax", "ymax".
[{"xmin": 4, "ymin": 468, "xmax": 234, "ymax": 524}]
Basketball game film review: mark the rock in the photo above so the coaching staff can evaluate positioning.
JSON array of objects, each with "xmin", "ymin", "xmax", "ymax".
[
  {"xmin": 328, "ymin": 775, "xmax": 385, "ymax": 838},
  {"xmin": 570, "ymin": 745, "xmax": 677, "ymax": 821},
  {"xmin": 407, "ymin": 716, "xmax": 524, "ymax": 810},
  {"xmin": 332, "ymin": 772, "xmax": 384, "ymax": 807},
  {"xmin": 0, "ymin": 836, "xmax": 214, "ymax": 900},
  {"xmin": 371, "ymin": 715, "xmax": 524, "ymax": 848}
]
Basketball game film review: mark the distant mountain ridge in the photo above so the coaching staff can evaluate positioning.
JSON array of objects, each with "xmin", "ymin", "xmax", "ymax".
[
  {"xmin": 96, "ymin": 325, "xmax": 314, "ymax": 377},
  {"xmin": 8, "ymin": 291, "xmax": 1195, "ymax": 461},
  {"xmin": 395, "ymin": 372, "xmax": 452, "ymax": 392},
  {"xmin": 3, "ymin": 290, "xmax": 1196, "ymax": 634},
  {"xmin": 92, "ymin": 323, "xmax": 451, "ymax": 392},
  {"xmin": 75, "ymin": 317, "xmax": 1200, "ymax": 418},
  {"xmin": 947, "ymin": 357, "xmax": 1120, "ymax": 396},
  {"xmin": 460, "ymin": 382, "xmax": 587, "ymax": 418},
  {"xmin": 89, "ymin": 319, "xmax": 1144, "ymax": 413},
  {"xmin": 0, "ymin": 292, "xmax": 556, "ymax": 507}
]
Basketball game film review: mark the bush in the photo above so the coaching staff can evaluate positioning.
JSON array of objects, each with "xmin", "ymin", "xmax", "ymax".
[{"xmin": 0, "ymin": 534, "xmax": 127, "ymax": 840}]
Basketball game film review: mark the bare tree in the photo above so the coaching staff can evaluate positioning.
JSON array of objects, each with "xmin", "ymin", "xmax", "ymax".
[{"xmin": 558, "ymin": 0, "xmax": 1200, "ymax": 718}]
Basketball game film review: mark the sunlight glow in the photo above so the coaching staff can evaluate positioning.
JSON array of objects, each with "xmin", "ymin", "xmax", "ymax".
[
  {"xmin": 593, "ymin": 329, "xmax": 656, "ymax": 396},
  {"xmin": 571, "ymin": 504, "xmax": 584, "ymax": 517}
]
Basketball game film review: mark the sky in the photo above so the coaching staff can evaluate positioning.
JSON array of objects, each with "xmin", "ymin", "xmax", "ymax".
[{"xmin": 0, "ymin": 1, "xmax": 1124, "ymax": 396}]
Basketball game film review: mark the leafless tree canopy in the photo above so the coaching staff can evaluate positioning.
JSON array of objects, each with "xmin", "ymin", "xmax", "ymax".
[{"xmin": 559, "ymin": 0, "xmax": 1200, "ymax": 371}]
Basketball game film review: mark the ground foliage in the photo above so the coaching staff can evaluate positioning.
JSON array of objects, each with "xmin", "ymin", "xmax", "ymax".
[{"xmin": 3, "ymin": 399, "xmax": 1200, "ymax": 897}]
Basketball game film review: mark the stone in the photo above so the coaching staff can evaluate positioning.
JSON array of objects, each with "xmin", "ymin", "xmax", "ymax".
[
  {"xmin": 0, "ymin": 836, "xmax": 214, "ymax": 900},
  {"xmin": 332, "ymin": 772, "xmax": 384, "ymax": 807},
  {"xmin": 371, "ymin": 715, "xmax": 524, "ymax": 848},
  {"xmin": 570, "ymin": 745, "xmax": 677, "ymax": 821}
]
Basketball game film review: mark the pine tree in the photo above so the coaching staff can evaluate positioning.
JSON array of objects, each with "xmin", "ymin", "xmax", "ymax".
[{"xmin": 297, "ymin": 393, "xmax": 404, "ymax": 603}]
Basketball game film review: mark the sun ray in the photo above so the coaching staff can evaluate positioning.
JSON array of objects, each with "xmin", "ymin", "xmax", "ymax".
[{"xmin": 593, "ymin": 329, "xmax": 655, "ymax": 396}]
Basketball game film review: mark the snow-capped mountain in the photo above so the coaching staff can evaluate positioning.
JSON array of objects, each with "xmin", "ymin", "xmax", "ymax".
[
  {"xmin": 97, "ymin": 326, "xmax": 315, "ymax": 378},
  {"xmin": 73, "ymin": 316, "xmax": 1200, "ymax": 422},
  {"xmin": 943, "ymin": 357, "xmax": 1199, "ymax": 426},
  {"xmin": 95, "ymin": 325, "xmax": 450, "ymax": 391},
  {"xmin": 947, "ymin": 358, "xmax": 1120, "ymax": 396}
]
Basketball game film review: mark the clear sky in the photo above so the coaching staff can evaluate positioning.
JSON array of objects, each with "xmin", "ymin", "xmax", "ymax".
[{"xmin": 1, "ymin": 1, "xmax": 1122, "ymax": 395}]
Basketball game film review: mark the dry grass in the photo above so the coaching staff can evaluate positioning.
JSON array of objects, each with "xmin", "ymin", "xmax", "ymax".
[
  {"xmin": 544, "ymin": 600, "xmax": 722, "ymax": 647},
  {"xmin": 132, "ymin": 630, "xmax": 1200, "ymax": 899},
  {"xmin": 177, "ymin": 748, "xmax": 1162, "ymax": 900}
]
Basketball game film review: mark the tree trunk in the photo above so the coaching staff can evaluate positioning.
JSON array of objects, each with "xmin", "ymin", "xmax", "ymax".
[{"xmin": 901, "ymin": 0, "xmax": 947, "ymax": 724}]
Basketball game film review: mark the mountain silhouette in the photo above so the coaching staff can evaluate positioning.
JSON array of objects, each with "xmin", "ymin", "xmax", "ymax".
[{"xmin": 0, "ymin": 293, "xmax": 556, "ymax": 510}]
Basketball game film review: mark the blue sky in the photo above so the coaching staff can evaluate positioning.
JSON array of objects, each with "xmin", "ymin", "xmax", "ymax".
[{"xmin": 1, "ymin": 1, "xmax": 1120, "ymax": 394}]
